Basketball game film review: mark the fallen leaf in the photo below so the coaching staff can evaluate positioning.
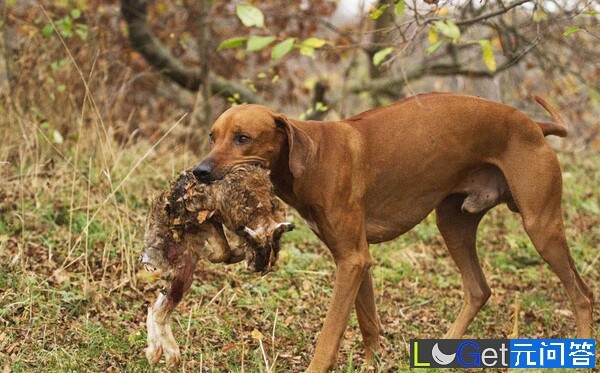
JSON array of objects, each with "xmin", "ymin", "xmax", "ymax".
[
  {"xmin": 197, "ymin": 210, "xmax": 214, "ymax": 224},
  {"xmin": 52, "ymin": 268, "xmax": 70, "ymax": 285},
  {"xmin": 251, "ymin": 328, "xmax": 264, "ymax": 340},
  {"xmin": 554, "ymin": 309, "xmax": 573, "ymax": 317},
  {"xmin": 6, "ymin": 342, "xmax": 18, "ymax": 355}
]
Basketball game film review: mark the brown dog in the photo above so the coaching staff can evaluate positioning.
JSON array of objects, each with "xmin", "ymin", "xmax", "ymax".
[{"xmin": 192, "ymin": 93, "xmax": 594, "ymax": 372}]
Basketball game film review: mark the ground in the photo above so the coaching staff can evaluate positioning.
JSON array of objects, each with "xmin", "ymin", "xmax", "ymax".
[{"xmin": 0, "ymin": 147, "xmax": 598, "ymax": 372}]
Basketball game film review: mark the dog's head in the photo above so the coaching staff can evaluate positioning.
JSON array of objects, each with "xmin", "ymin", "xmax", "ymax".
[{"xmin": 192, "ymin": 104, "xmax": 316, "ymax": 183}]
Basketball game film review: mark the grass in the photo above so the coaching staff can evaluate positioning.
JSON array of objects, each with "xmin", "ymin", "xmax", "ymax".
[
  {"xmin": 1, "ymin": 121, "xmax": 598, "ymax": 372},
  {"xmin": 1, "ymin": 6, "xmax": 599, "ymax": 371}
]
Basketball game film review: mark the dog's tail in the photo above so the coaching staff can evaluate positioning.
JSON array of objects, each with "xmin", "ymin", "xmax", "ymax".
[{"xmin": 533, "ymin": 95, "xmax": 568, "ymax": 137}]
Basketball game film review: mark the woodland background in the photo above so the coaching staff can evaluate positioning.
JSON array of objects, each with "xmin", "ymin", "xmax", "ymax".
[{"xmin": 0, "ymin": 0, "xmax": 599, "ymax": 371}]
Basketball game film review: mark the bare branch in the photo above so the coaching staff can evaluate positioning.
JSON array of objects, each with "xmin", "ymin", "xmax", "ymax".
[
  {"xmin": 455, "ymin": 0, "xmax": 534, "ymax": 27},
  {"xmin": 120, "ymin": 0, "xmax": 263, "ymax": 104},
  {"xmin": 350, "ymin": 37, "xmax": 539, "ymax": 95}
]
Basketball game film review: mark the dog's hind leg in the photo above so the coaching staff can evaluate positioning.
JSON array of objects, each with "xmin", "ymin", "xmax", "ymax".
[
  {"xmin": 498, "ymin": 145, "xmax": 593, "ymax": 338},
  {"xmin": 146, "ymin": 252, "xmax": 198, "ymax": 367},
  {"xmin": 436, "ymin": 194, "xmax": 490, "ymax": 338},
  {"xmin": 355, "ymin": 268, "xmax": 380, "ymax": 365}
]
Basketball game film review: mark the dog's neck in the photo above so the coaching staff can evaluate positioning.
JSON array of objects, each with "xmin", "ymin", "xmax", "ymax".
[
  {"xmin": 271, "ymin": 172, "xmax": 318, "ymax": 239},
  {"xmin": 270, "ymin": 154, "xmax": 295, "ymax": 205},
  {"xmin": 269, "ymin": 141, "xmax": 310, "ymax": 216}
]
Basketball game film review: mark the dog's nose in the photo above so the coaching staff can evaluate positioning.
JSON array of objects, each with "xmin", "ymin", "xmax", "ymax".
[{"xmin": 192, "ymin": 163, "xmax": 212, "ymax": 183}]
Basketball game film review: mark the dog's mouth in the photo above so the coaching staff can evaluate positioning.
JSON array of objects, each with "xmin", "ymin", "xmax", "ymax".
[
  {"xmin": 202, "ymin": 161, "xmax": 267, "ymax": 184},
  {"xmin": 230, "ymin": 159, "xmax": 267, "ymax": 171}
]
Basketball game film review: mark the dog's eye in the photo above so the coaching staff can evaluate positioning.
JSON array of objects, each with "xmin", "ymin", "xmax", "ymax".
[
  {"xmin": 234, "ymin": 134, "xmax": 251, "ymax": 145},
  {"xmin": 209, "ymin": 133, "xmax": 215, "ymax": 145}
]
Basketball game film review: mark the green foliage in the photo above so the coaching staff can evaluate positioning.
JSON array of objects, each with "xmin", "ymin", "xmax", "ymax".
[
  {"xmin": 479, "ymin": 39, "xmax": 496, "ymax": 71},
  {"xmin": 42, "ymin": 24, "xmax": 54, "ymax": 37},
  {"xmin": 370, "ymin": 4, "xmax": 390, "ymax": 20},
  {"xmin": 563, "ymin": 25, "xmax": 583, "ymax": 36},
  {"xmin": 271, "ymin": 38, "xmax": 296, "ymax": 60},
  {"xmin": 426, "ymin": 20, "xmax": 461, "ymax": 54},
  {"xmin": 227, "ymin": 92, "xmax": 242, "ymax": 105},
  {"xmin": 236, "ymin": 3, "xmax": 265, "ymax": 28},
  {"xmin": 299, "ymin": 101, "xmax": 329, "ymax": 120},
  {"xmin": 42, "ymin": 8, "xmax": 88, "ymax": 41},
  {"xmin": 373, "ymin": 47, "xmax": 394, "ymax": 67},
  {"xmin": 564, "ymin": 6, "xmax": 600, "ymax": 37},
  {"xmin": 50, "ymin": 58, "xmax": 69, "ymax": 71},
  {"xmin": 218, "ymin": 35, "xmax": 327, "ymax": 60},
  {"xmin": 299, "ymin": 37, "xmax": 327, "ymax": 57},
  {"xmin": 222, "ymin": 4, "xmax": 327, "ymax": 61},
  {"xmin": 427, "ymin": 26, "xmax": 442, "ymax": 54},
  {"xmin": 246, "ymin": 35, "xmax": 276, "ymax": 52},
  {"xmin": 369, "ymin": 1, "xmax": 405, "ymax": 19},
  {"xmin": 426, "ymin": 40, "xmax": 443, "ymax": 54},
  {"xmin": 434, "ymin": 20, "xmax": 461, "ymax": 42},
  {"xmin": 217, "ymin": 36, "xmax": 247, "ymax": 51},
  {"xmin": 395, "ymin": 0, "xmax": 405, "ymax": 17}
]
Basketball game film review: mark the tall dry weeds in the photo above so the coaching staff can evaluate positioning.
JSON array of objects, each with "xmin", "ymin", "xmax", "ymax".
[{"xmin": 1, "ymin": 2, "xmax": 205, "ymax": 317}]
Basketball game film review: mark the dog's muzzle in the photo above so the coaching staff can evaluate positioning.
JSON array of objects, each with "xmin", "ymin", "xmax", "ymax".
[{"xmin": 192, "ymin": 162, "xmax": 213, "ymax": 183}]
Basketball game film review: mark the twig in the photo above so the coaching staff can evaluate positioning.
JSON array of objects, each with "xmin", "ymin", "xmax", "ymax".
[
  {"xmin": 205, "ymin": 284, "xmax": 228, "ymax": 307},
  {"xmin": 507, "ymin": 293, "xmax": 521, "ymax": 338},
  {"xmin": 271, "ymin": 305, "xmax": 278, "ymax": 367},
  {"xmin": 350, "ymin": 35, "xmax": 539, "ymax": 95},
  {"xmin": 398, "ymin": 299, "xmax": 432, "ymax": 319},
  {"xmin": 456, "ymin": 0, "xmax": 534, "ymax": 27},
  {"xmin": 258, "ymin": 338, "xmax": 271, "ymax": 373}
]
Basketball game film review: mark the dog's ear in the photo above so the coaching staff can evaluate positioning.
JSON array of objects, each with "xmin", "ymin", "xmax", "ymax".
[{"xmin": 274, "ymin": 114, "xmax": 316, "ymax": 179}]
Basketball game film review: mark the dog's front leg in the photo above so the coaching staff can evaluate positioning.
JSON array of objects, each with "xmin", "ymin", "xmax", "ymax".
[{"xmin": 306, "ymin": 219, "xmax": 372, "ymax": 373}]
